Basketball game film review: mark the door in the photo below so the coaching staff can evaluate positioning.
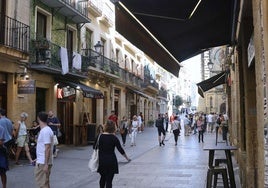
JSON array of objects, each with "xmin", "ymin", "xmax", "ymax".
[
  {"xmin": 0, "ymin": 73, "xmax": 7, "ymax": 110},
  {"xmin": 0, "ymin": 0, "xmax": 6, "ymax": 44},
  {"xmin": 36, "ymin": 88, "xmax": 47, "ymax": 118},
  {"xmin": 57, "ymin": 101, "xmax": 73, "ymax": 144}
]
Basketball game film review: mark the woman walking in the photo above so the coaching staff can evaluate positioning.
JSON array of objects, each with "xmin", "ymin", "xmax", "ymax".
[
  {"xmin": 196, "ymin": 116, "xmax": 204, "ymax": 143},
  {"xmin": 94, "ymin": 120, "xmax": 131, "ymax": 188},
  {"xmin": 14, "ymin": 112, "xmax": 34, "ymax": 165},
  {"xmin": 119, "ymin": 116, "xmax": 128, "ymax": 146},
  {"xmin": 130, "ymin": 115, "xmax": 139, "ymax": 146},
  {"xmin": 171, "ymin": 116, "xmax": 181, "ymax": 146}
]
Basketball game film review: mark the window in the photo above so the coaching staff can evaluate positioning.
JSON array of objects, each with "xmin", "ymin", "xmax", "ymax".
[
  {"xmin": 85, "ymin": 28, "xmax": 92, "ymax": 49},
  {"xmin": 37, "ymin": 12, "xmax": 47, "ymax": 39}
]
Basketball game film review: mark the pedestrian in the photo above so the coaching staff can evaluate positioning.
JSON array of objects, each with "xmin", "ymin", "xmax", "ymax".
[
  {"xmin": 34, "ymin": 111, "xmax": 54, "ymax": 188},
  {"xmin": 47, "ymin": 110, "xmax": 61, "ymax": 158},
  {"xmin": 183, "ymin": 115, "xmax": 191, "ymax": 136},
  {"xmin": 130, "ymin": 115, "xmax": 139, "ymax": 146},
  {"xmin": 119, "ymin": 116, "xmax": 128, "ymax": 146},
  {"xmin": 207, "ymin": 112, "xmax": 214, "ymax": 133},
  {"xmin": 171, "ymin": 116, "xmax": 181, "ymax": 146},
  {"xmin": 108, "ymin": 110, "xmax": 118, "ymax": 131},
  {"xmin": 164, "ymin": 113, "xmax": 169, "ymax": 132},
  {"xmin": 95, "ymin": 120, "xmax": 131, "ymax": 188},
  {"xmin": 222, "ymin": 113, "xmax": 229, "ymax": 141},
  {"xmin": 0, "ymin": 109, "xmax": 14, "ymax": 153},
  {"xmin": 196, "ymin": 116, "xmax": 204, "ymax": 143},
  {"xmin": 0, "ymin": 125, "xmax": 8, "ymax": 188},
  {"xmin": 155, "ymin": 114, "xmax": 166, "ymax": 146},
  {"xmin": 14, "ymin": 112, "xmax": 35, "ymax": 165},
  {"xmin": 137, "ymin": 112, "xmax": 143, "ymax": 133}
]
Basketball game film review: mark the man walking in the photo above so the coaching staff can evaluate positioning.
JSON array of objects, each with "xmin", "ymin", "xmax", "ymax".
[
  {"xmin": 0, "ymin": 109, "xmax": 13, "ymax": 150},
  {"xmin": 35, "ymin": 111, "xmax": 54, "ymax": 188},
  {"xmin": 155, "ymin": 114, "xmax": 166, "ymax": 146},
  {"xmin": 47, "ymin": 110, "xmax": 61, "ymax": 157}
]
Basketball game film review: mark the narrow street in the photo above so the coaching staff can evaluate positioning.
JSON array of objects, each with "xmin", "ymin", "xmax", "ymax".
[{"xmin": 7, "ymin": 126, "xmax": 241, "ymax": 188}]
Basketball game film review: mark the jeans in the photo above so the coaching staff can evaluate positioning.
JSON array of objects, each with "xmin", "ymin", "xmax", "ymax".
[{"xmin": 198, "ymin": 130, "xmax": 204, "ymax": 142}]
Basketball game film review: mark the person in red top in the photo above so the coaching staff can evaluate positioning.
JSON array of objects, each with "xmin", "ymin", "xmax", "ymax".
[{"xmin": 108, "ymin": 110, "xmax": 118, "ymax": 129}]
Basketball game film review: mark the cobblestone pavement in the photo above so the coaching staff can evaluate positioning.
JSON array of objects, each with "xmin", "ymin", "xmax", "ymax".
[{"xmin": 6, "ymin": 126, "xmax": 241, "ymax": 188}]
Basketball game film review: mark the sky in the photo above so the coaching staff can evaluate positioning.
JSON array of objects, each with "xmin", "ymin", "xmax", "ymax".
[{"xmin": 181, "ymin": 54, "xmax": 201, "ymax": 83}]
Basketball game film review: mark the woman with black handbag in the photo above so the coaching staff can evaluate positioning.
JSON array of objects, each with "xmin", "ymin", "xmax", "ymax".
[
  {"xmin": 119, "ymin": 116, "xmax": 128, "ymax": 146},
  {"xmin": 171, "ymin": 116, "xmax": 181, "ymax": 146},
  {"xmin": 94, "ymin": 120, "xmax": 131, "ymax": 188}
]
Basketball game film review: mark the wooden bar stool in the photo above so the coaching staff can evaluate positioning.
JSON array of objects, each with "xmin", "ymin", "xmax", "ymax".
[{"xmin": 206, "ymin": 166, "xmax": 229, "ymax": 188}]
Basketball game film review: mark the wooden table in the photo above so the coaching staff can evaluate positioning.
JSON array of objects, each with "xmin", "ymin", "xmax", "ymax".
[{"xmin": 203, "ymin": 144, "xmax": 238, "ymax": 188}]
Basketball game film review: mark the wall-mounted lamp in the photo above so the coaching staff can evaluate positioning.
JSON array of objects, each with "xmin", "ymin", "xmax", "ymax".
[
  {"xmin": 94, "ymin": 41, "xmax": 104, "ymax": 55},
  {"xmin": 14, "ymin": 67, "xmax": 29, "ymax": 84},
  {"xmin": 207, "ymin": 61, "xmax": 214, "ymax": 71}
]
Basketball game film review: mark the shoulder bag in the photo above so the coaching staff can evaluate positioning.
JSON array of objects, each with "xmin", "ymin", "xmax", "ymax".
[{"xmin": 88, "ymin": 134, "xmax": 101, "ymax": 172}]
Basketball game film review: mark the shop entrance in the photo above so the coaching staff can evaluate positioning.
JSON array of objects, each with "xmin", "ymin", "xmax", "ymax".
[
  {"xmin": 36, "ymin": 88, "xmax": 47, "ymax": 118},
  {"xmin": 57, "ymin": 101, "xmax": 74, "ymax": 144},
  {"xmin": 0, "ymin": 74, "xmax": 7, "ymax": 110}
]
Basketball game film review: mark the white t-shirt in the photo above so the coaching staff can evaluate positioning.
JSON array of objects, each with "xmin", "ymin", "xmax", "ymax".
[{"xmin": 36, "ymin": 126, "xmax": 54, "ymax": 165}]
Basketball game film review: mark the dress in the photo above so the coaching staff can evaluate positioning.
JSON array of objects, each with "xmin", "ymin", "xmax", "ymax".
[{"xmin": 95, "ymin": 134, "xmax": 125, "ymax": 174}]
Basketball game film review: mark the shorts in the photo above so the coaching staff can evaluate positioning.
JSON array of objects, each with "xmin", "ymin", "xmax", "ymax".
[
  {"xmin": 34, "ymin": 164, "xmax": 52, "ymax": 187},
  {"xmin": 157, "ymin": 127, "xmax": 166, "ymax": 136},
  {"xmin": 16, "ymin": 135, "xmax": 28, "ymax": 147}
]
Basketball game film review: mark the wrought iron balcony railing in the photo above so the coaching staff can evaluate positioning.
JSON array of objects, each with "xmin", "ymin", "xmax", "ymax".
[
  {"xmin": 158, "ymin": 88, "xmax": 168, "ymax": 99},
  {"xmin": 30, "ymin": 39, "xmax": 89, "ymax": 76},
  {"xmin": 0, "ymin": 13, "xmax": 30, "ymax": 53},
  {"xmin": 81, "ymin": 48, "xmax": 119, "ymax": 76},
  {"xmin": 142, "ymin": 74, "xmax": 159, "ymax": 90},
  {"xmin": 38, "ymin": 0, "xmax": 90, "ymax": 23}
]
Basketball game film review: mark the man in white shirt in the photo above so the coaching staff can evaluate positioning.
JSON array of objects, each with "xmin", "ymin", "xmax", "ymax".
[
  {"xmin": 34, "ymin": 111, "xmax": 54, "ymax": 188},
  {"xmin": 207, "ymin": 113, "xmax": 214, "ymax": 133}
]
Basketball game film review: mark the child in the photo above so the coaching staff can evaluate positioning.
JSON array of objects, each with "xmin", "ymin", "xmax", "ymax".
[{"xmin": 0, "ymin": 126, "xmax": 8, "ymax": 188}]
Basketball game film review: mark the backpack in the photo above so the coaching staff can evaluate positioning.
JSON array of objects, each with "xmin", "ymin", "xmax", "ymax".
[
  {"xmin": 155, "ymin": 118, "xmax": 163, "ymax": 127},
  {"xmin": 216, "ymin": 118, "xmax": 221, "ymax": 125}
]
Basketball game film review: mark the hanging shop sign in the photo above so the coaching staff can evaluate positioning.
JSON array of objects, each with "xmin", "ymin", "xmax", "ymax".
[
  {"xmin": 57, "ymin": 87, "xmax": 76, "ymax": 99},
  {"xmin": 18, "ymin": 80, "xmax": 36, "ymax": 94}
]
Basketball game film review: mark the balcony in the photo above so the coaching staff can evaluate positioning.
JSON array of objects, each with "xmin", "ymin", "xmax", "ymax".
[
  {"xmin": 142, "ymin": 75, "xmax": 159, "ymax": 94},
  {"xmin": 81, "ymin": 48, "xmax": 119, "ymax": 79},
  {"xmin": 158, "ymin": 87, "xmax": 168, "ymax": 100},
  {"xmin": 88, "ymin": 0, "xmax": 102, "ymax": 17},
  {"xmin": 38, "ymin": 0, "xmax": 90, "ymax": 23},
  {"xmin": 30, "ymin": 39, "xmax": 89, "ymax": 79},
  {"xmin": 0, "ymin": 14, "xmax": 30, "ymax": 60}
]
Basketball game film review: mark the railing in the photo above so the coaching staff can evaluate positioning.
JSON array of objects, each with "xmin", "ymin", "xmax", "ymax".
[
  {"xmin": 142, "ymin": 74, "xmax": 159, "ymax": 90},
  {"xmin": 81, "ymin": 48, "xmax": 119, "ymax": 76},
  {"xmin": 61, "ymin": 0, "xmax": 88, "ymax": 16},
  {"xmin": 159, "ymin": 88, "xmax": 168, "ymax": 98},
  {"xmin": 0, "ymin": 13, "xmax": 30, "ymax": 53},
  {"xmin": 30, "ymin": 39, "xmax": 89, "ymax": 76}
]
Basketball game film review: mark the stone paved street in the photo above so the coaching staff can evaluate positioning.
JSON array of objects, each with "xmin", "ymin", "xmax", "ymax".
[{"xmin": 6, "ymin": 126, "xmax": 241, "ymax": 188}]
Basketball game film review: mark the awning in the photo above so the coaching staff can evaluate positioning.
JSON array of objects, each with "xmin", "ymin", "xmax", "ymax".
[
  {"xmin": 196, "ymin": 71, "xmax": 227, "ymax": 98},
  {"xmin": 59, "ymin": 81, "xmax": 104, "ymax": 99},
  {"xmin": 113, "ymin": 0, "xmax": 239, "ymax": 76},
  {"xmin": 133, "ymin": 90, "xmax": 155, "ymax": 101}
]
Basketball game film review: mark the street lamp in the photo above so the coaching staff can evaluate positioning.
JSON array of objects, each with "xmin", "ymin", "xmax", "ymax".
[
  {"xmin": 94, "ymin": 41, "xmax": 104, "ymax": 56},
  {"xmin": 207, "ymin": 61, "xmax": 214, "ymax": 71}
]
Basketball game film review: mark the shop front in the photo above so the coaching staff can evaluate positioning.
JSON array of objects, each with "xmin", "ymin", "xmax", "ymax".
[{"xmin": 56, "ymin": 80, "xmax": 104, "ymax": 145}]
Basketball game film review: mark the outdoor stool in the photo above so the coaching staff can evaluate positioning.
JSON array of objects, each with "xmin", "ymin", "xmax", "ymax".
[
  {"xmin": 215, "ymin": 158, "xmax": 227, "ymax": 166},
  {"xmin": 206, "ymin": 166, "xmax": 229, "ymax": 188}
]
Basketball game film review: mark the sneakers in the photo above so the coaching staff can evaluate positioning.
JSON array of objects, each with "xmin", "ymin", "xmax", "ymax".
[{"xmin": 53, "ymin": 149, "xmax": 59, "ymax": 158}]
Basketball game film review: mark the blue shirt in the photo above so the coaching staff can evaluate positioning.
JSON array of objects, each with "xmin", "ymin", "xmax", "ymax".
[{"xmin": 0, "ymin": 116, "xmax": 13, "ymax": 143}]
